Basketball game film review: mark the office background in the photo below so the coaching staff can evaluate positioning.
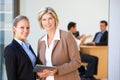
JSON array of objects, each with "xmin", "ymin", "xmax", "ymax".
[
  {"xmin": 0, "ymin": 0, "xmax": 120, "ymax": 80},
  {"xmin": 20, "ymin": 0, "xmax": 108, "ymax": 53}
]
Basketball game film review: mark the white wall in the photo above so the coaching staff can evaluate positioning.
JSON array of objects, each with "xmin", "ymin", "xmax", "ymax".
[
  {"xmin": 108, "ymin": 0, "xmax": 120, "ymax": 80},
  {"xmin": 17, "ymin": 0, "xmax": 120, "ymax": 79},
  {"xmin": 20, "ymin": 0, "xmax": 108, "ymax": 54}
]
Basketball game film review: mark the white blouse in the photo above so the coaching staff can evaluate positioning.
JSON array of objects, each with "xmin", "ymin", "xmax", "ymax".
[{"xmin": 41, "ymin": 28, "xmax": 60, "ymax": 80}]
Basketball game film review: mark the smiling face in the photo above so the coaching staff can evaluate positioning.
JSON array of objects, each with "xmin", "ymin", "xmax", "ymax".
[
  {"xmin": 41, "ymin": 13, "xmax": 56, "ymax": 31},
  {"xmin": 13, "ymin": 19, "xmax": 30, "ymax": 41}
]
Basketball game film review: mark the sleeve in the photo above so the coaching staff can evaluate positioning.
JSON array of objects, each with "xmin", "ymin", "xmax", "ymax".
[
  {"xmin": 96, "ymin": 39, "xmax": 108, "ymax": 45},
  {"xmin": 57, "ymin": 32, "xmax": 81, "ymax": 76},
  {"xmin": 4, "ymin": 46, "xmax": 17, "ymax": 80},
  {"xmin": 93, "ymin": 33, "xmax": 98, "ymax": 42}
]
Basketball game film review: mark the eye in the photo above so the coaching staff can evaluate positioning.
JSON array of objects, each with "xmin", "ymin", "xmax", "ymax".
[
  {"xmin": 49, "ymin": 17, "xmax": 52, "ymax": 20},
  {"xmin": 20, "ymin": 26, "xmax": 24, "ymax": 29},
  {"xmin": 42, "ymin": 18, "xmax": 46, "ymax": 21},
  {"xmin": 27, "ymin": 26, "xmax": 30, "ymax": 29}
]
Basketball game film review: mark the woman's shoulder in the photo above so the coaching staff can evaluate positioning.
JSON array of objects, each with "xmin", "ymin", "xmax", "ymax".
[
  {"xmin": 38, "ymin": 34, "xmax": 46, "ymax": 46},
  {"xmin": 60, "ymin": 29, "xmax": 73, "ymax": 38},
  {"xmin": 4, "ymin": 42, "xmax": 18, "ymax": 57},
  {"xmin": 5, "ymin": 41, "xmax": 15, "ymax": 50},
  {"xmin": 5, "ymin": 39, "xmax": 21, "ymax": 49},
  {"xmin": 60, "ymin": 29, "xmax": 68, "ymax": 34}
]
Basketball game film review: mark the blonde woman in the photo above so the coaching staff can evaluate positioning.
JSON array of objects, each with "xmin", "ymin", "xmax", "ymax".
[
  {"xmin": 4, "ymin": 15, "xmax": 36, "ymax": 80},
  {"xmin": 37, "ymin": 7, "xmax": 81, "ymax": 80}
]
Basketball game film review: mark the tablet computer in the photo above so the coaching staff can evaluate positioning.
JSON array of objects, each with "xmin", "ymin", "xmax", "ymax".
[{"xmin": 33, "ymin": 64, "xmax": 56, "ymax": 72}]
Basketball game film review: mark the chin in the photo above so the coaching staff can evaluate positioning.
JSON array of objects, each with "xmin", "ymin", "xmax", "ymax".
[
  {"xmin": 45, "ymin": 26, "xmax": 53, "ymax": 29},
  {"xmin": 45, "ymin": 28, "xmax": 52, "ymax": 31},
  {"xmin": 22, "ymin": 37, "xmax": 27, "ymax": 40}
]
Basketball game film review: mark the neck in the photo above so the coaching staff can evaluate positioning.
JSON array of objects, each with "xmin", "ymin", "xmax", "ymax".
[
  {"xmin": 14, "ymin": 36, "xmax": 26, "ymax": 42},
  {"xmin": 101, "ymin": 30, "xmax": 106, "ymax": 32},
  {"xmin": 46, "ymin": 28, "xmax": 56, "ymax": 47},
  {"xmin": 47, "ymin": 28, "xmax": 56, "ymax": 41},
  {"xmin": 69, "ymin": 30, "xmax": 73, "ymax": 34}
]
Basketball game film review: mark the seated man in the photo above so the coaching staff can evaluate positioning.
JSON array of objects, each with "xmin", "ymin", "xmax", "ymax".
[
  {"xmin": 67, "ymin": 22, "xmax": 98, "ymax": 80},
  {"xmin": 87, "ymin": 20, "xmax": 108, "ymax": 46}
]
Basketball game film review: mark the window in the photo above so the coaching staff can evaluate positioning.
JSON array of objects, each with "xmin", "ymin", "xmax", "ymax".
[{"xmin": 0, "ymin": 0, "xmax": 19, "ymax": 79}]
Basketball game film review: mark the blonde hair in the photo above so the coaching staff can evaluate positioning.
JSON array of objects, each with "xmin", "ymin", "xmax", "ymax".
[
  {"xmin": 38, "ymin": 7, "xmax": 59, "ymax": 28},
  {"xmin": 12, "ymin": 15, "xmax": 29, "ymax": 37}
]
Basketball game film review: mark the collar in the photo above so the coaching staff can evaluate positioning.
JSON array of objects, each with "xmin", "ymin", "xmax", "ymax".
[
  {"xmin": 101, "ymin": 30, "xmax": 106, "ymax": 33},
  {"xmin": 41, "ymin": 28, "xmax": 60, "ymax": 42},
  {"xmin": 14, "ymin": 37, "xmax": 23, "ymax": 45},
  {"xmin": 14, "ymin": 37, "xmax": 30, "ymax": 47}
]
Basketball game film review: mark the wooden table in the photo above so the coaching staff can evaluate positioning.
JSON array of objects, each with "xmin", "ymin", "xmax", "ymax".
[{"xmin": 80, "ymin": 45, "xmax": 108, "ymax": 79}]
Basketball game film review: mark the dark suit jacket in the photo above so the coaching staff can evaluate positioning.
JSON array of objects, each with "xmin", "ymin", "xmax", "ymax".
[
  {"xmin": 93, "ymin": 30, "xmax": 108, "ymax": 45},
  {"xmin": 4, "ymin": 39, "xmax": 36, "ymax": 80}
]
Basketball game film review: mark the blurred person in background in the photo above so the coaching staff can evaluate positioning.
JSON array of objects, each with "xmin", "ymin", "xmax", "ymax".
[
  {"xmin": 68, "ymin": 22, "xmax": 98, "ymax": 80},
  {"xmin": 87, "ymin": 20, "xmax": 108, "ymax": 46}
]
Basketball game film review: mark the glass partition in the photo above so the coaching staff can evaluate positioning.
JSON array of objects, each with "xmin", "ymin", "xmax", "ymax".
[{"xmin": 0, "ymin": 0, "xmax": 13, "ymax": 79}]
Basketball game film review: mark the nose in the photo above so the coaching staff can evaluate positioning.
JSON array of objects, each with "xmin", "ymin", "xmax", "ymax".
[{"xmin": 46, "ymin": 19, "xmax": 50, "ymax": 24}]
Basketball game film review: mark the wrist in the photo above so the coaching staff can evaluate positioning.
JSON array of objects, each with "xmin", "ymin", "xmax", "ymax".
[{"xmin": 54, "ymin": 68, "xmax": 58, "ymax": 75}]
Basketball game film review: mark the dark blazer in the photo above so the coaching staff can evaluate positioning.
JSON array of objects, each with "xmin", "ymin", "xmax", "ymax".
[
  {"xmin": 93, "ymin": 30, "xmax": 108, "ymax": 45},
  {"xmin": 4, "ymin": 39, "xmax": 36, "ymax": 80}
]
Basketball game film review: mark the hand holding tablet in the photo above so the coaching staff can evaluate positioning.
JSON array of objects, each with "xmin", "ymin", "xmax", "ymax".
[{"xmin": 33, "ymin": 64, "xmax": 57, "ymax": 72}]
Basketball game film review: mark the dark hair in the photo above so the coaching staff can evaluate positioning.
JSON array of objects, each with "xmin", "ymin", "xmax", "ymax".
[
  {"xmin": 100, "ymin": 20, "xmax": 108, "ymax": 26},
  {"xmin": 67, "ymin": 22, "xmax": 76, "ymax": 30}
]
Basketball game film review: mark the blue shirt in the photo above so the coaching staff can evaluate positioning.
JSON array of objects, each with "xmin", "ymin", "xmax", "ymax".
[
  {"xmin": 94, "ymin": 31, "xmax": 105, "ymax": 43},
  {"xmin": 14, "ymin": 38, "xmax": 36, "ymax": 67}
]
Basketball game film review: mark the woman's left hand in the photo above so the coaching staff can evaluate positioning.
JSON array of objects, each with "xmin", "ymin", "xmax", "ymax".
[
  {"xmin": 37, "ymin": 68, "xmax": 58, "ymax": 78},
  {"xmin": 48, "ymin": 68, "xmax": 58, "ymax": 76}
]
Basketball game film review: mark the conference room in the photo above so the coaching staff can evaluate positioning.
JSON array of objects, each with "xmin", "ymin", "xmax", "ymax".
[{"xmin": 0, "ymin": 0, "xmax": 120, "ymax": 80}]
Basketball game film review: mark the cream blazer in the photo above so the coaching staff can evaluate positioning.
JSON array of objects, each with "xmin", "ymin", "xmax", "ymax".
[{"xmin": 38, "ymin": 30, "xmax": 81, "ymax": 80}]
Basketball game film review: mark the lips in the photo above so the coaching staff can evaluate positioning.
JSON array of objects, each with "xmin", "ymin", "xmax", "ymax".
[
  {"xmin": 22, "ymin": 33, "xmax": 29, "ymax": 37},
  {"xmin": 45, "ymin": 24, "xmax": 51, "ymax": 28}
]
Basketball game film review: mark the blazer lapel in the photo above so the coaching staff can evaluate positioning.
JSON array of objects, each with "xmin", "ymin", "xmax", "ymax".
[
  {"xmin": 40, "ymin": 41, "xmax": 46, "ymax": 65},
  {"xmin": 13, "ymin": 39, "xmax": 34, "ymax": 67},
  {"xmin": 52, "ymin": 29, "xmax": 61, "ymax": 52},
  {"xmin": 40, "ymin": 40, "xmax": 59, "ymax": 64},
  {"xmin": 39, "ymin": 29, "xmax": 61, "ymax": 64},
  {"xmin": 29, "ymin": 46, "xmax": 36, "ymax": 58},
  {"xmin": 53, "ymin": 40, "xmax": 59, "ymax": 51}
]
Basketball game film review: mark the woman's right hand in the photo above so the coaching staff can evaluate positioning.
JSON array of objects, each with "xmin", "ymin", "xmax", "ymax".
[
  {"xmin": 37, "ymin": 68, "xmax": 58, "ymax": 78},
  {"xmin": 37, "ymin": 69, "xmax": 50, "ymax": 78}
]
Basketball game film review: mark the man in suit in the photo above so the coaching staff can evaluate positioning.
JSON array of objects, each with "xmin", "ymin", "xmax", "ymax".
[
  {"xmin": 68, "ymin": 22, "xmax": 98, "ymax": 80},
  {"xmin": 87, "ymin": 20, "xmax": 108, "ymax": 46}
]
